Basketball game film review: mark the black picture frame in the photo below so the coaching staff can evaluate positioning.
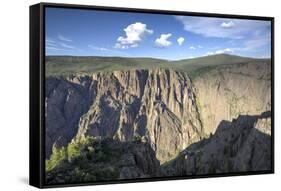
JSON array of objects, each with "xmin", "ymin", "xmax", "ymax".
[{"xmin": 30, "ymin": 2, "xmax": 275, "ymax": 188}]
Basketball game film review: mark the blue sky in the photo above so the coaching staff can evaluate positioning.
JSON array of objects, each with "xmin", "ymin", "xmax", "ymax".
[{"xmin": 45, "ymin": 7, "xmax": 271, "ymax": 60}]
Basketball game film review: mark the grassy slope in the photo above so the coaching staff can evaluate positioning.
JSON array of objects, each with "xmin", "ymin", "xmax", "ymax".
[
  {"xmin": 46, "ymin": 56, "xmax": 168, "ymax": 76},
  {"xmin": 46, "ymin": 54, "xmax": 270, "ymax": 78},
  {"xmin": 171, "ymin": 54, "xmax": 269, "ymax": 78}
]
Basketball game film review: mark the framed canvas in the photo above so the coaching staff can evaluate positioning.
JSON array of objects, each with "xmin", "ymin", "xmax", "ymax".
[{"xmin": 29, "ymin": 2, "xmax": 274, "ymax": 188}]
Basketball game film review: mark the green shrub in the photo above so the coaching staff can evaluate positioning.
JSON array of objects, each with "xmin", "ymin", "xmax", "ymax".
[
  {"xmin": 46, "ymin": 146, "xmax": 67, "ymax": 172},
  {"xmin": 67, "ymin": 142, "xmax": 80, "ymax": 159},
  {"xmin": 132, "ymin": 135, "xmax": 142, "ymax": 143},
  {"xmin": 67, "ymin": 136, "xmax": 96, "ymax": 160}
]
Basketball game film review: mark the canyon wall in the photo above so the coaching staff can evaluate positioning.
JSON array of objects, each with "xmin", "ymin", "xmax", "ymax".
[{"xmin": 45, "ymin": 61, "xmax": 271, "ymax": 178}]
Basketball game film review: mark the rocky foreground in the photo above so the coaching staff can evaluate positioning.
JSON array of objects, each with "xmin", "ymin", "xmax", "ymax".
[
  {"xmin": 46, "ymin": 112, "xmax": 271, "ymax": 183},
  {"xmin": 45, "ymin": 61, "xmax": 271, "ymax": 184},
  {"xmin": 161, "ymin": 112, "xmax": 271, "ymax": 176},
  {"xmin": 46, "ymin": 138, "xmax": 160, "ymax": 184}
]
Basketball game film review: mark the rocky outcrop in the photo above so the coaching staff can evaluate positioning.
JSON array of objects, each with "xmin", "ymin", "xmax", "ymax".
[{"xmin": 161, "ymin": 111, "xmax": 272, "ymax": 176}]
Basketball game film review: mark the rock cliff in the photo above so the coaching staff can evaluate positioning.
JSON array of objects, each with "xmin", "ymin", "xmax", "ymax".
[
  {"xmin": 45, "ymin": 60, "xmax": 272, "ymax": 181},
  {"xmin": 194, "ymin": 61, "xmax": 271, "ymax": 135},
  {"xmin": 46, "ymin": 69, "xmax": 203, "ymax": 163},
  {"xmin": 45, "ymin": 76, "xmax": 97, "ymax": 157},
  {"xmin": 161, "ymin": 111, "xmax": 272, "ymax": 176}
]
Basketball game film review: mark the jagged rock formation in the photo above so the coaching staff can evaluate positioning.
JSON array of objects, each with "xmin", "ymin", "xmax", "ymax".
[
  {"xmin": 46, "ymin": 69, "xmax": 203, "ymax": 162},
  {"xmin": 161, "ymin": 111, "xmax": 272, "ymax": 176},
  {"xmin": 46, "ymin": 138, "xmax": 160, "ymax": 184}
]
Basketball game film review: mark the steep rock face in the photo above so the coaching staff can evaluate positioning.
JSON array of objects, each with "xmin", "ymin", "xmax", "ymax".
[
  {"xmin": 136, "ymin": 70, "xmax": 203, "ymax": 162},
  {"xmin": 74, "ymin": 69, "xmax": 202, "ymax": 163},
  {"xmin": 161, "ymin": 111, "xmax": 272, "ymax": 176},
  {"xmin": 194, "ymin": 62, "xmax": 271, "ymax": 135},
  {"xmin": 45, "ymin": 76, "xmax": 97, "ymax": 158}
]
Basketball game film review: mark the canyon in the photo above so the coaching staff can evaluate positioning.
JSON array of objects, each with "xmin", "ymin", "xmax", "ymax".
[{"xmin": 45, "ymin": 55, "xmax": 272, "ymax": 183}]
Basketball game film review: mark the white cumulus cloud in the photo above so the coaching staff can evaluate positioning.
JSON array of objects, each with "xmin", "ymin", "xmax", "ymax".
[
  {"xmin": 177, "ymin": 37, "xmax": 185, "ymax": 45},
  {"xmin": 189, "ymin": 46, "xmax": 196, "ymax": 50},
  {"xmin": 221, "ymin": 21, "xmax": 235, "ymax": 28},
  {"xmin": 206, "ymin": 51, "xmax": 214, "ymax": 56},
  {"xmin": 155, "ymin": 33, "xmax": 172, "ymax": 48},
  {"xmin": 115, "ymin": 22, "xmax": 153, "ymax": 49},
  {"xmin": 206, "ymin": 48, "xmax": 234, "ymax": 56},
  {"xmin": 215, "ymin": 48, "xmax": 234, "ymax": 54}
]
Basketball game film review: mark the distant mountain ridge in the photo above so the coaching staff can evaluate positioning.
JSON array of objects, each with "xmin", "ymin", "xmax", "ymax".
[{"xmin": 46, "ymin": 54, "xmax": 270, "ymax": 78}]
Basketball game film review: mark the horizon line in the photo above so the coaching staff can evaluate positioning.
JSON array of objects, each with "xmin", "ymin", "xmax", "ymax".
[{"xmin": 45, "ymin": 53, "xmax": 271, "ymax": 61}]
